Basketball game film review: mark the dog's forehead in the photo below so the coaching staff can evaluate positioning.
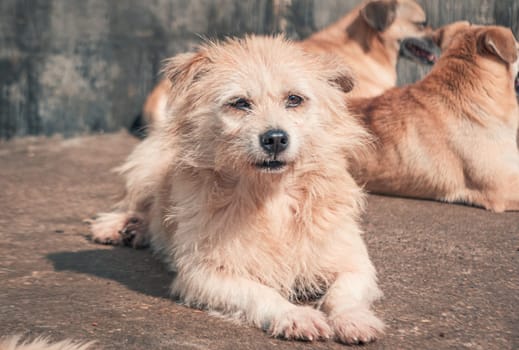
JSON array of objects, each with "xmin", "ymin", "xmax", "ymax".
[
  {"xmin": 396, "ymin": 0, "xmax": 425, "ymax": 21},
  {"xmin": 437, "ymin": 22, "xmax": 471, "ymax": 45},
  {"xmin": 218, "ymin": 61, "xmax": 315, "ymax": 101},
  {"xmin": 209, "ymin": 42, "xmax": 318, "ymax": 99}
]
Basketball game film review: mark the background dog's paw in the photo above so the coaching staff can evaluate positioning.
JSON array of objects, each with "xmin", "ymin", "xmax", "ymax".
[
  {"xmin": 269, "ymin": 306, "xmax": 332, "ymax": 341},
  {"xmin": 329, "ymin": 307, "xmax": 384, "ymax": 344},
  {"xmin": 89, "ymin": 212, "xmax": 148, "ymax": 248}
]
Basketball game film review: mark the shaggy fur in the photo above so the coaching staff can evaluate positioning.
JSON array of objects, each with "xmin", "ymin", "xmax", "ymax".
[
  {"xmin": 0, "ymin": 336, "xmax": 95, "ymax": 350},
  {"xmin": 90, "ymin": 36, "xmax": 383, "ymax": 344},
  {"xmin": 140, "ymin": 0, "xmax": 434, "ymax": 128},
  {"xmin": 348, "ymin": 23, "xmax": 519, "ymax": 212}
]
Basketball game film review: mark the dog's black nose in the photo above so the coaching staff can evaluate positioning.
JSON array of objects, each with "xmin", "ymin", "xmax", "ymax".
[{"xmin": 260, "ymin": 129, "xmax": 289, "ymax": 155}]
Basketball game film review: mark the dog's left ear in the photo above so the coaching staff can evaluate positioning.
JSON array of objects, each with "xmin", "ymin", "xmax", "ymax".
[
  {"xmin": 477, "ymin": 27, "xmax": 518, "ymax": 64},
  {"xmin": 361, "ymin": 0, "xmax": 397, "ymax": 32}
]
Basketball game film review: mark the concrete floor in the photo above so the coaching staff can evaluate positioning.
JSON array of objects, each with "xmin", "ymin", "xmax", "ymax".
[{"xmin": 1, "ymin": 132, "xmax": 518, "ymax": 350}]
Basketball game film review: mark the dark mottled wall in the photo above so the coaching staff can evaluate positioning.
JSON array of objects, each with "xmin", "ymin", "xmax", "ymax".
[{"xmin": 1, "ymin": 0, "xmax": 518, "ymax": 139}]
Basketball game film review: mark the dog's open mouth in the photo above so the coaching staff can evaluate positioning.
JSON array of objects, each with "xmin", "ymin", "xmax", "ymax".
[
  {"xmin": 254, "ymin": 160, "xmax": 287, "ymax": 172},
  {"xmin": 515, "ymin": 72, "xmax": 519, "ymax": 96},
  {"xmin": 400, "ymin": 38, "xmax": 438, "ymax": 65}
]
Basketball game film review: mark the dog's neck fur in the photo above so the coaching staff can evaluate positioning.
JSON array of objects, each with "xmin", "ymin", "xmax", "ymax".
[
  {"xmin": 349, "ymin": 35, "xmax": 519, "ymax": 134},
  {"xmin": 421, "ymin": 38, "xmax": 519, "ymax": 126},
  {"xmin": 207, "ymin": 169, "xmax": 286, "ymax": 212},
  {"xmin": 165, "ymin": 160, "xmax": 363, "ymax": 297},
  {"xmin": 171, "ymin": 160, "xmax": 363, "ymax": 240}
]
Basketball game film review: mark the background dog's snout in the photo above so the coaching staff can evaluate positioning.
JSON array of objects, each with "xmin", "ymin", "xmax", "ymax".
[{"xmin": 260, "ymin": 129, "xmax": 289, "ymax": 155}]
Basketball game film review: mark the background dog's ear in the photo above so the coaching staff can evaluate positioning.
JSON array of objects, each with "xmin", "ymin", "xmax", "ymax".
[
  {"xmin": 360, "ymin": 0, "xmax": 397, "ymax": 32},
  {"xmin": 477, "ymin": 27, "xmax": 518, "ymax": 64},
  {"xmin": 162, "ymin": 51, "xmax": 210, "ymax": 94}
]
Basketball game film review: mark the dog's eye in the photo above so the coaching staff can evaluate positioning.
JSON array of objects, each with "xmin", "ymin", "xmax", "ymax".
[
  {"xmin": 286, "ymin": 95, "xmax": 304, "ymax": 108},
  {"xmin": 229, "ymin": 98, "xmax": 252, "ymax": 111},
  {"xmin": 415, "ymin": 21, "xmax": 427, "ymax": 30}
]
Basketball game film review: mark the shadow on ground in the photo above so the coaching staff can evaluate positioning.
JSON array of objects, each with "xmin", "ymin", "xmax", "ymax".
[{"xmin": 48, "ymin": 248, "xmax": 175, "ymax": 299}]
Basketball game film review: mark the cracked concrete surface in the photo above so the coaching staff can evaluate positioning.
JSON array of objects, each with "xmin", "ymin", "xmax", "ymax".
[{"xmin": 1, "ymin": 132, "xmax": 518, "ymax": 349}]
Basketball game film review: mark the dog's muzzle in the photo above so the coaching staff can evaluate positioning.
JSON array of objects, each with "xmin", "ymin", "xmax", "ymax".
[
  {"xmin": 400, "ymin": 37, "xmax": 438, "ymax": 65},
  {"xmin": 260, "ymin": 129, "xmax": 289, "ymax": 155},
  {"xmin": 254, "ymin": 160, "xmax": 287, "ymax": 172},
  {"xmin": 255, "ymin": 129, "xmax": 289, "ymax": 172}
]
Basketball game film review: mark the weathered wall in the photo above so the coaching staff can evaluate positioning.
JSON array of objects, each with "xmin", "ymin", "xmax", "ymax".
[{"xmin": 1, "ymin": 0, "xmax": 518, "ymax": 139}]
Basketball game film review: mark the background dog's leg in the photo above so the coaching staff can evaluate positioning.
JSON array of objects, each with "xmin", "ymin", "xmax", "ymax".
[
  {"xmin": 478, "ymin": 174, "xmax": 519, "ymax": 212},
  {"xmin": 172, "ymin": 271, "xmax": 332, "ymax": 341},
  {"xmin": 504, "ymin": 175, "xmax": 519, "ymax": 211},
  {"xmin": 504, "ymin": 200, "xmax": 519, "ymax": 211},
  {"xmin": 318, "ymin": 235, "xmax": 384, "ymax": 344},
  {"xmin": 504, "ymin": 186, "xmax": 519, "ymax": 211}
]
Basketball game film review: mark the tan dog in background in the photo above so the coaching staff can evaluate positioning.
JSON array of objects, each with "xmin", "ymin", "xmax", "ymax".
[
  {"xmin": 90, "ymin": 36, "xmax": 384, "ymax": 344},
  {"xmin": 138, "ymin": 0, "xmax": 435, "ymax": 135},
  {"xmin": 347, "ymin": 23, "xmax": 519, "ymax": 212},
  {"xmin": 303, "ymin": 0, "xmax": 435, "ymax": 97}
]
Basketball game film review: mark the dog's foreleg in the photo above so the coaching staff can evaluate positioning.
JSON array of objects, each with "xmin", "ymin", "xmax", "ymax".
[
  {"xmin": 172, "ymin": 271, "xmax": 332, "ymax": 341},
  {"xmin": 319, "ymin": 235, "xmax": 384, "ymax": 344},
  {"xmin": 321, "ymin": 272, "xmax": 384, "ymax": 344},
  {"xmin": 89, "ymin": 211, "xmax": 149, "ymax": 248}
]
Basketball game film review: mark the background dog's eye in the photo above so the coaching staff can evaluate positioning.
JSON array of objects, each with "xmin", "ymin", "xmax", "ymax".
[
  {"xmin": 415, "ymin": 21, "xmax": 427, "ymax": 30},
  {"xmin": 286, "ymin": 95, "xmax": 303, "ymax": 108},
  {"xmin": 229, "ymin": 98, "xmax": 252, "ymax": 110}
]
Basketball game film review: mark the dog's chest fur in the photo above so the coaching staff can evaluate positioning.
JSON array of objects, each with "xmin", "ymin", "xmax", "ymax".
[{"xmin": 167, "ymin": 168, "xmax": 361, "ymax": 297}]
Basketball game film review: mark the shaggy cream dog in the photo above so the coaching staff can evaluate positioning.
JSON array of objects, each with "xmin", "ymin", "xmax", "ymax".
[
  {"xmin": 90, "ymin": 36, "xmax": 383, "ymax": 344},
  {"xmin": 0, "ymin": 336, "xmax": 95, "ymax": 350}
]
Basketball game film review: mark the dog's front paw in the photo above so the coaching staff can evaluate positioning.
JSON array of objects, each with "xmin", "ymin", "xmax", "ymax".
[
  {"xmin": 89, "ymin": 212, "xmax": 148, "ymax": 248},
  {"xmin": 269, "ymin": 306, "xmax": 332, "ymax": 341},
  {"xmin": 119, "ymin": 215, "xmax": 149, "ymax": 248},
  {"xmin": 329, "ymin": 307, "xmax": 384, "ymax": 344}
]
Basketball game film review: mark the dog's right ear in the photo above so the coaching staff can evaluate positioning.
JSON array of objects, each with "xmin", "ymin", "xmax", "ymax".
[
  {"xmin": 477, "ymin": 27, "xmax": 518, "ymax": 64},
  {"xmin": 360, "ymin": 0, "xmax": 397, "ymax": 32},
  {"xmin": 162, "ymin": 51, "xmax": 210, "ymax": 94},
  {"xmin": 331, "ymin": 67, "xmax": 356, "ymax": 94},
  {"xmin": 317, "ymin": 55, "xmax": 356, "ymax": 93}
]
